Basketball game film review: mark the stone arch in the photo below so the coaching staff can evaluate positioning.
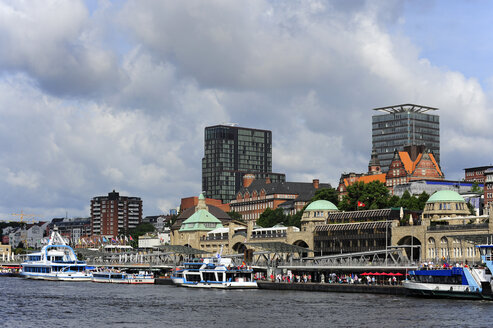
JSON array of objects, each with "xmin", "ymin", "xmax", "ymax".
[
  {"xmin": 232, "ymin": 242, "xmax": 246, "ymax": 254},
  {"xmin": 396, "ymin": 236, "xmax": 422, "ymax": 262},
  {"xmin": 293, "ymin": 240, "xmax": 310, "ymax": 258}
]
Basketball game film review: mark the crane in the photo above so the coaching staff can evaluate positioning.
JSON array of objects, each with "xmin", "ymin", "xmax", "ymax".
[{"xmin": 11, "ymin": 210, "xmax": 37, "ymax": 224}]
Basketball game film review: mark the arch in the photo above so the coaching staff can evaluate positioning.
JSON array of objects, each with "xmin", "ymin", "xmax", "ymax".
[
  {"xmin": 396, "ymin": 236, "xmax": 422, "ymax": 262},
  {"xmin": 232, "ymin": 242, "xmax": 246, "ymax": 254},
  {"xmin": 293, "ymin": 240, "xmax": 309, "ymax": 258}
]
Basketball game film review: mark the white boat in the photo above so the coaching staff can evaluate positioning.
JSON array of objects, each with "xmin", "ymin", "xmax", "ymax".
[
  {"xmin": 20, "ymin": 228, "xmax": 92, "ymax": 281},
  {"xmin": 403, "ymin": 244, "xmax": 493, "ymax": 300},
  {"xmin": 171, "ymin": 257, "xmax": 257, "ymax": 289},
  {"xmin": 92, "ymin": 270, "xmax": 155, "ymax": 284}
]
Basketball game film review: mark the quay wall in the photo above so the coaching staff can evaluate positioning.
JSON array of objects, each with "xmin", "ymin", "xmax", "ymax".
[
  {"xmin": 155, "ymin": 278, "xmax": 175, "ymax": 285},
  {"xmin": 257, "ymin": 282, "xmax": 407, "ymax": 296}
]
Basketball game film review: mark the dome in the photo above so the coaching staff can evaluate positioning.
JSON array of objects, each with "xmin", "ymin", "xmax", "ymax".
[
  {"xmin": 427, "ymin": 190, "xmax": 465, "ymax": 203},
  {"xmin": 305, "ymin": 200, "xmax": 338, "ymax": 211},
  {"xmin": 179, "ymin": 209, "xmax": 224, "ymax": 232}
]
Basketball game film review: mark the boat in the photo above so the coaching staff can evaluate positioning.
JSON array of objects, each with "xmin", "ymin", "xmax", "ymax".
[
  {"xmin": 92, "ymin": 269, "xmax": 155, "ymax": 284},
  {"xmin": 20, "ymin": 227, "xmax": 92, "ymax": 281},
  {"xmin": 403, "ymin": 244, "xmax": 493, "ymax": 300},
  {"xmin": 171, "ymin": 256, "xmax": 257, "ymax": 289}
]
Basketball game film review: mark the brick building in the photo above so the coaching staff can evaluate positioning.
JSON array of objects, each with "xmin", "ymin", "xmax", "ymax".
[
  {"xmin": 91, "ymin": 190, "xmax": 142, "ymax": 237},
  {"xmin": 230, "ymin": 175, "xmax": 330, "ymax": 222},
  {"xmin": 464, "ymin": 166, "xmax": 493, "ymax": 183},
  {"xmin": 385, "ymin": 145, "xmax": 443, "ymax": 191}
]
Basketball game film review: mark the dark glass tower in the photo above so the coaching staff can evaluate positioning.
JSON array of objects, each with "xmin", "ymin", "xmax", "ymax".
[
  {"xmin": 202, "ymin": 124, "xmax": 285, "ymax": 202},
  {"xmin": 372, "ymin": 104, "xmax": 440, "ymax": 172}
]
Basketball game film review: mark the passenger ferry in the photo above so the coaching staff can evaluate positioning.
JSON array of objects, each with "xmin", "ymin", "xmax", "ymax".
[
  {"xmin": 92, "ymin": 269, "xmax": 155, "ymax": 284},
  {"xmin": 20, "ymin": 228, "xmax": 92, "ymax": 281},
  {"xmin": 403, "ymin": 244, "xmax": 493, "ymax": 300},
  {"xmin": 171, "ymin": 256, "xmax": 257, "ymax": 289}
]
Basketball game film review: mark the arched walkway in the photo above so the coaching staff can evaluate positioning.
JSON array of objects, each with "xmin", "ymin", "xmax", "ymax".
[
  {"xmin": 232, "ymin": 242, "xmax": 246, "ymax": 254},
  {"xmin": 293, "ymin": 240, "xmax": 309, "ymax": 258},
  {"xmin": 397, "ymin": 236, "xmax": 422, "ymax": 262}
]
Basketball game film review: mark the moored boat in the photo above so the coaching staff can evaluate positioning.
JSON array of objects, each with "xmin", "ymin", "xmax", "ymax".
[
  {"xmin": 92, "ymin": 269, "xmax": 154, "ymax": 284},
  {"xmin": 403, "ymin": 244, "xmax": 493, "ymax": 300},
  {"xmin": 20, "ymin": 227, "xmax": 92, "ymax": 281},
  {"xmin": 171, "ymin": 256, "xmax": 257, "ymax": 289}
]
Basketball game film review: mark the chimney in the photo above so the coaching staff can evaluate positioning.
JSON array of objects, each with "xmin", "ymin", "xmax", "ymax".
[
  {"xmin": 265, "ymin": 177, "xmax": 271, "ymax": 184},
  {"xmin": 313, "ymin": 179, "xmax": 319, "ymax": 189},
  {"xmin": 243, "ymin": 174, "xmax": 255, "ymax": 188}
]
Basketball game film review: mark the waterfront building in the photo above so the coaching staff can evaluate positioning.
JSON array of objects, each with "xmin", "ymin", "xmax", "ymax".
[
  {"xmin": 138, "ymin": 230, "xmax": 170, "ymax": 249},
  {"xmin": 202, "ymin": 124, "xmax": 285, "ymax": 202},
  {"xmin": 392, "ymin": 190, "xmax": 493, "ymax": 263},
  {"xmin": 0, "ymin": 244, "xmax": 12, "ymax": 261},
  {"xmin": 7, "ymin": 222, "xmax": 49, "ymax": 248},
  {"xmin": 91, "ymin": 190, "xmax": 142, "ymax": 237},
  {"xmin": 393, "ymin": 179, "xmax": 483, "ymax": 197},
  {"xmin": 230, "ymin": 176, "xmax": 331, "ymax": 222},
  {"xmin": 372, "ymin": 104, "xmax": 440, "ymax": 172}
]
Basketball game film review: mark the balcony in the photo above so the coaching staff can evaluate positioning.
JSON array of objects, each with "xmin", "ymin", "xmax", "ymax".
[{"xmin": 427, "ymin": 223, "xmax": 489, "ymax": 231}]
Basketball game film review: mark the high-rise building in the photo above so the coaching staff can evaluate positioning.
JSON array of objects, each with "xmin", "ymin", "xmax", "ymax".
[
  {"xmin": 91, "ymin": 190, "xmax": 142, "ymax": 237},
  {"xmin": 372, "ymin": 104, "xmax": 440, "ymax": 172},
  {"xmin": 202, "ymin": 124, "xmax": 285, "ymax": 202}
]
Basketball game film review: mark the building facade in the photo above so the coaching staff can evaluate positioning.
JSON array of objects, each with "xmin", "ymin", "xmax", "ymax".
[
  {"xmin": 372, "ymin": 104, "xmax": 440, "ymax": 172},
  {"xmin": 91, "ymin": 190, "xmax": 142, "ymax": 237},
  {"xmin": 464, "ymin": 166, "xmax": 493, "ymax": 183},
  {"xmin": 385, "ymin": 145, "xmax": 444, "ymax": 191},
  {"xmin": 202, "ymin": 124, "xmax": 285, "ymax": 202},
  {"xmin": 230, "ymin": 176, "xmax": 330, "ymax": 222}
]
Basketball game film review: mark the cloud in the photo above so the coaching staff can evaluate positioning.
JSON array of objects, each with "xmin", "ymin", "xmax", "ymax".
[{"xmin": 1, "ymin": 0, "xmax": 493, "ymax": 220}]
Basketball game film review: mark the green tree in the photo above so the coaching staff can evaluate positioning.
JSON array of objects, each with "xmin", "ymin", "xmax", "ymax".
[
  {"xmin": 227, "ymin": 211, "xmax": 244, "ymax": 223},
  {"xmin": 129, "ymin": 223, "xmax": 156, "ymax": 246},
  {"xmin": 256, "ymin": 208, "xmax": 287, "ymax": 228},
  {"xmin": 338, "ymin": 181, "xmax": 391, "ymax": 211},
  {"xmin": 286, "ymin": 211, "xmax": 303, "ymax": 229},
  {"xmin": 471, "ymin": 181, "xmax": 483, "ymax": 193},
  {"xmin": 311, "ymin": 187, "xmax": 339, "ymax": 204},
  {"xmin": 166, "ymin": 214, "xmax": 178, "ymax": 228}
]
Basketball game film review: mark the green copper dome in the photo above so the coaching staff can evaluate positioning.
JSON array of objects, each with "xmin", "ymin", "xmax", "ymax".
[
  {"xmin": 427, "ymin": 190, "xmax": 465, "ymax": 203},
  {"xmin": 305, "ymin": 200, "xmax": 338, "ymax": 211},
  {"xmin": 179, "ymin": 209, "xmax": 224, "ymax": 231}
]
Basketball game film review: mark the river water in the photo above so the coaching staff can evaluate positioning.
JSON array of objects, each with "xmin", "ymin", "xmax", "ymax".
[{"xmin": 2, "ymin": 277, "xmax": 493, "ymax": 328}]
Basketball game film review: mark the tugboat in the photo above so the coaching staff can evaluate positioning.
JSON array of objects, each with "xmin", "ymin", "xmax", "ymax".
[
  {"xmin": 403, "ymin": 244, "xmax": 493, "ymax": 300},
  {"xmin": 20, "ymin": 227, "xmax": 92, "ymax": 281}
]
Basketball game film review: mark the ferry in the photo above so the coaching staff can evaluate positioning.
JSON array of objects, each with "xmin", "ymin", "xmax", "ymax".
[
  {"xmin": 403, "ymin": 244, "xmax": 493, "ymax": 300},
  {"xmin": 92, "ymin": 269, "xmax": 155, "ymax": 284},
  {"xmin": 171, "ymin": 257, "xmax": 257, "ymax": 289},
  {"xmin": 20, "ymin": 228, "xmax": 92, "ymax": 281}
]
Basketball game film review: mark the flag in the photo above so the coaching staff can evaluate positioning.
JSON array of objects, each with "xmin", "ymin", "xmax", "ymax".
[
  {"xmin": 125, "ymin": 236, "xmax": 129, "ymax": 242},
  {"xmin": 129, "ymin": 235, "xmax": 134, "ymax": 241},
  {"xmin": 357, "ymin": 201, "xmax": 366, "ymax": 207},
  {"xmin": 102, "ymin": 236, "xmax": 108, "ymax": 243}
]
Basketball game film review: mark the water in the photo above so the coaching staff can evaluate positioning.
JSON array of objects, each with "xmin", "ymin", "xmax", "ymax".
[{"xmin": 2, "ymin": 277, "xmax": 493, "ymax": 328}]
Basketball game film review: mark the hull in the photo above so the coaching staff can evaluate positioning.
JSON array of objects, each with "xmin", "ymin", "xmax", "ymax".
[
  {"xmin": 182, "ymin": 281, "xmax": 258, "ymax": 289},
  {"xmin": 92, "ymin": 272, "xmax": 154, "ymax": 284},
  {"xmin": 403, "ymin": 281, "xmax": 492, "ymax": 300}
]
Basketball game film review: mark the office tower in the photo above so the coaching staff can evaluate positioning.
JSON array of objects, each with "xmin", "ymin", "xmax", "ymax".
[
  {"xmin": 372, "ymin": 104, "xmax": 440, "ymax": 172},
  {"xmin": 91, "ymin": 190, "xmax": 142, "ymax": 237},
  {"xmin": 202, "ymin": 124, "xmax": 285, "ymax": 202}
]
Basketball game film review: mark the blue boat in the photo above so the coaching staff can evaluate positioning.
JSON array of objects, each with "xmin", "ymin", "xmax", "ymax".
[{"xmin": 403, "ymin": 244, "xmax": 493, "ymax": 300}]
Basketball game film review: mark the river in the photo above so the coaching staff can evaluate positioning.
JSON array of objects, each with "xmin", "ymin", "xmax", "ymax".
[{"xmin": 2, "ymin": 277, "xmax": 493, "ymax": 327}]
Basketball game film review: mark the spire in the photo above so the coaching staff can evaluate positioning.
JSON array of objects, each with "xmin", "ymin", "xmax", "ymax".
[
  {"xmin": 368, "ymin": 148, "xmax": 381, "ymax": 174},
  {"xmin": 196, "ymin": 193, "xmax": 207, "ymax": 211}
]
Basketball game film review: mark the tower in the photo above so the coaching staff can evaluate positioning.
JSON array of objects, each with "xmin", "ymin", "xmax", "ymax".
[
  {"xmin": 202, "ymin": 124, "xmax": 285, "ymax": 202},
  {"xmin": 372, "ymin": 104, "xmax": 440, "ymax": 172}
]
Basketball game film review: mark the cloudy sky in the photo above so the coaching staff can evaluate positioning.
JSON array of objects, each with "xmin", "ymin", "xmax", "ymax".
[{"xmin": 1, "ymin": 0, "xmax": 492, "ymax": 221}]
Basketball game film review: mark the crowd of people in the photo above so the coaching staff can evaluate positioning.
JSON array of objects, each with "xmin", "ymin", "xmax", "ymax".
[{"xmin": 258, "ymin": 271, "xmax": 403, "ymax": 285}]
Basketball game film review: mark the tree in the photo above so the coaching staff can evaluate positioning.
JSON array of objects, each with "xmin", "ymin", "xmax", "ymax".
[
  {"xmin": 471, "ymin": 181, "xmax": 483, "ymax": 193},
  {"xmin": 227, "ymin": 211, "xmax": 244, "ymax": 223},
  {"xmin": 311, "ymin": 187, "xmax": 339, "ymax": 204},
  {"xmin": 338, "ymin": 181, "xmax": 391, "ymax": 211},
  {"xmin": 256, "ymin": 208, "xmax": 287, "ymax": 228},
  {"xmin": 129, "ymin": 223, "xmax": 156, "ymax": 245},
  {"xmin": 286, "ymin": 211, "xmax": 303, "ymax": 229}
]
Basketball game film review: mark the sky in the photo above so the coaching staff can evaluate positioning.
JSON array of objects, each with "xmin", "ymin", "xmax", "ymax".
[{"xmin": 1, "ymin": 0, "xmax": 493, "ymax": 221}]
